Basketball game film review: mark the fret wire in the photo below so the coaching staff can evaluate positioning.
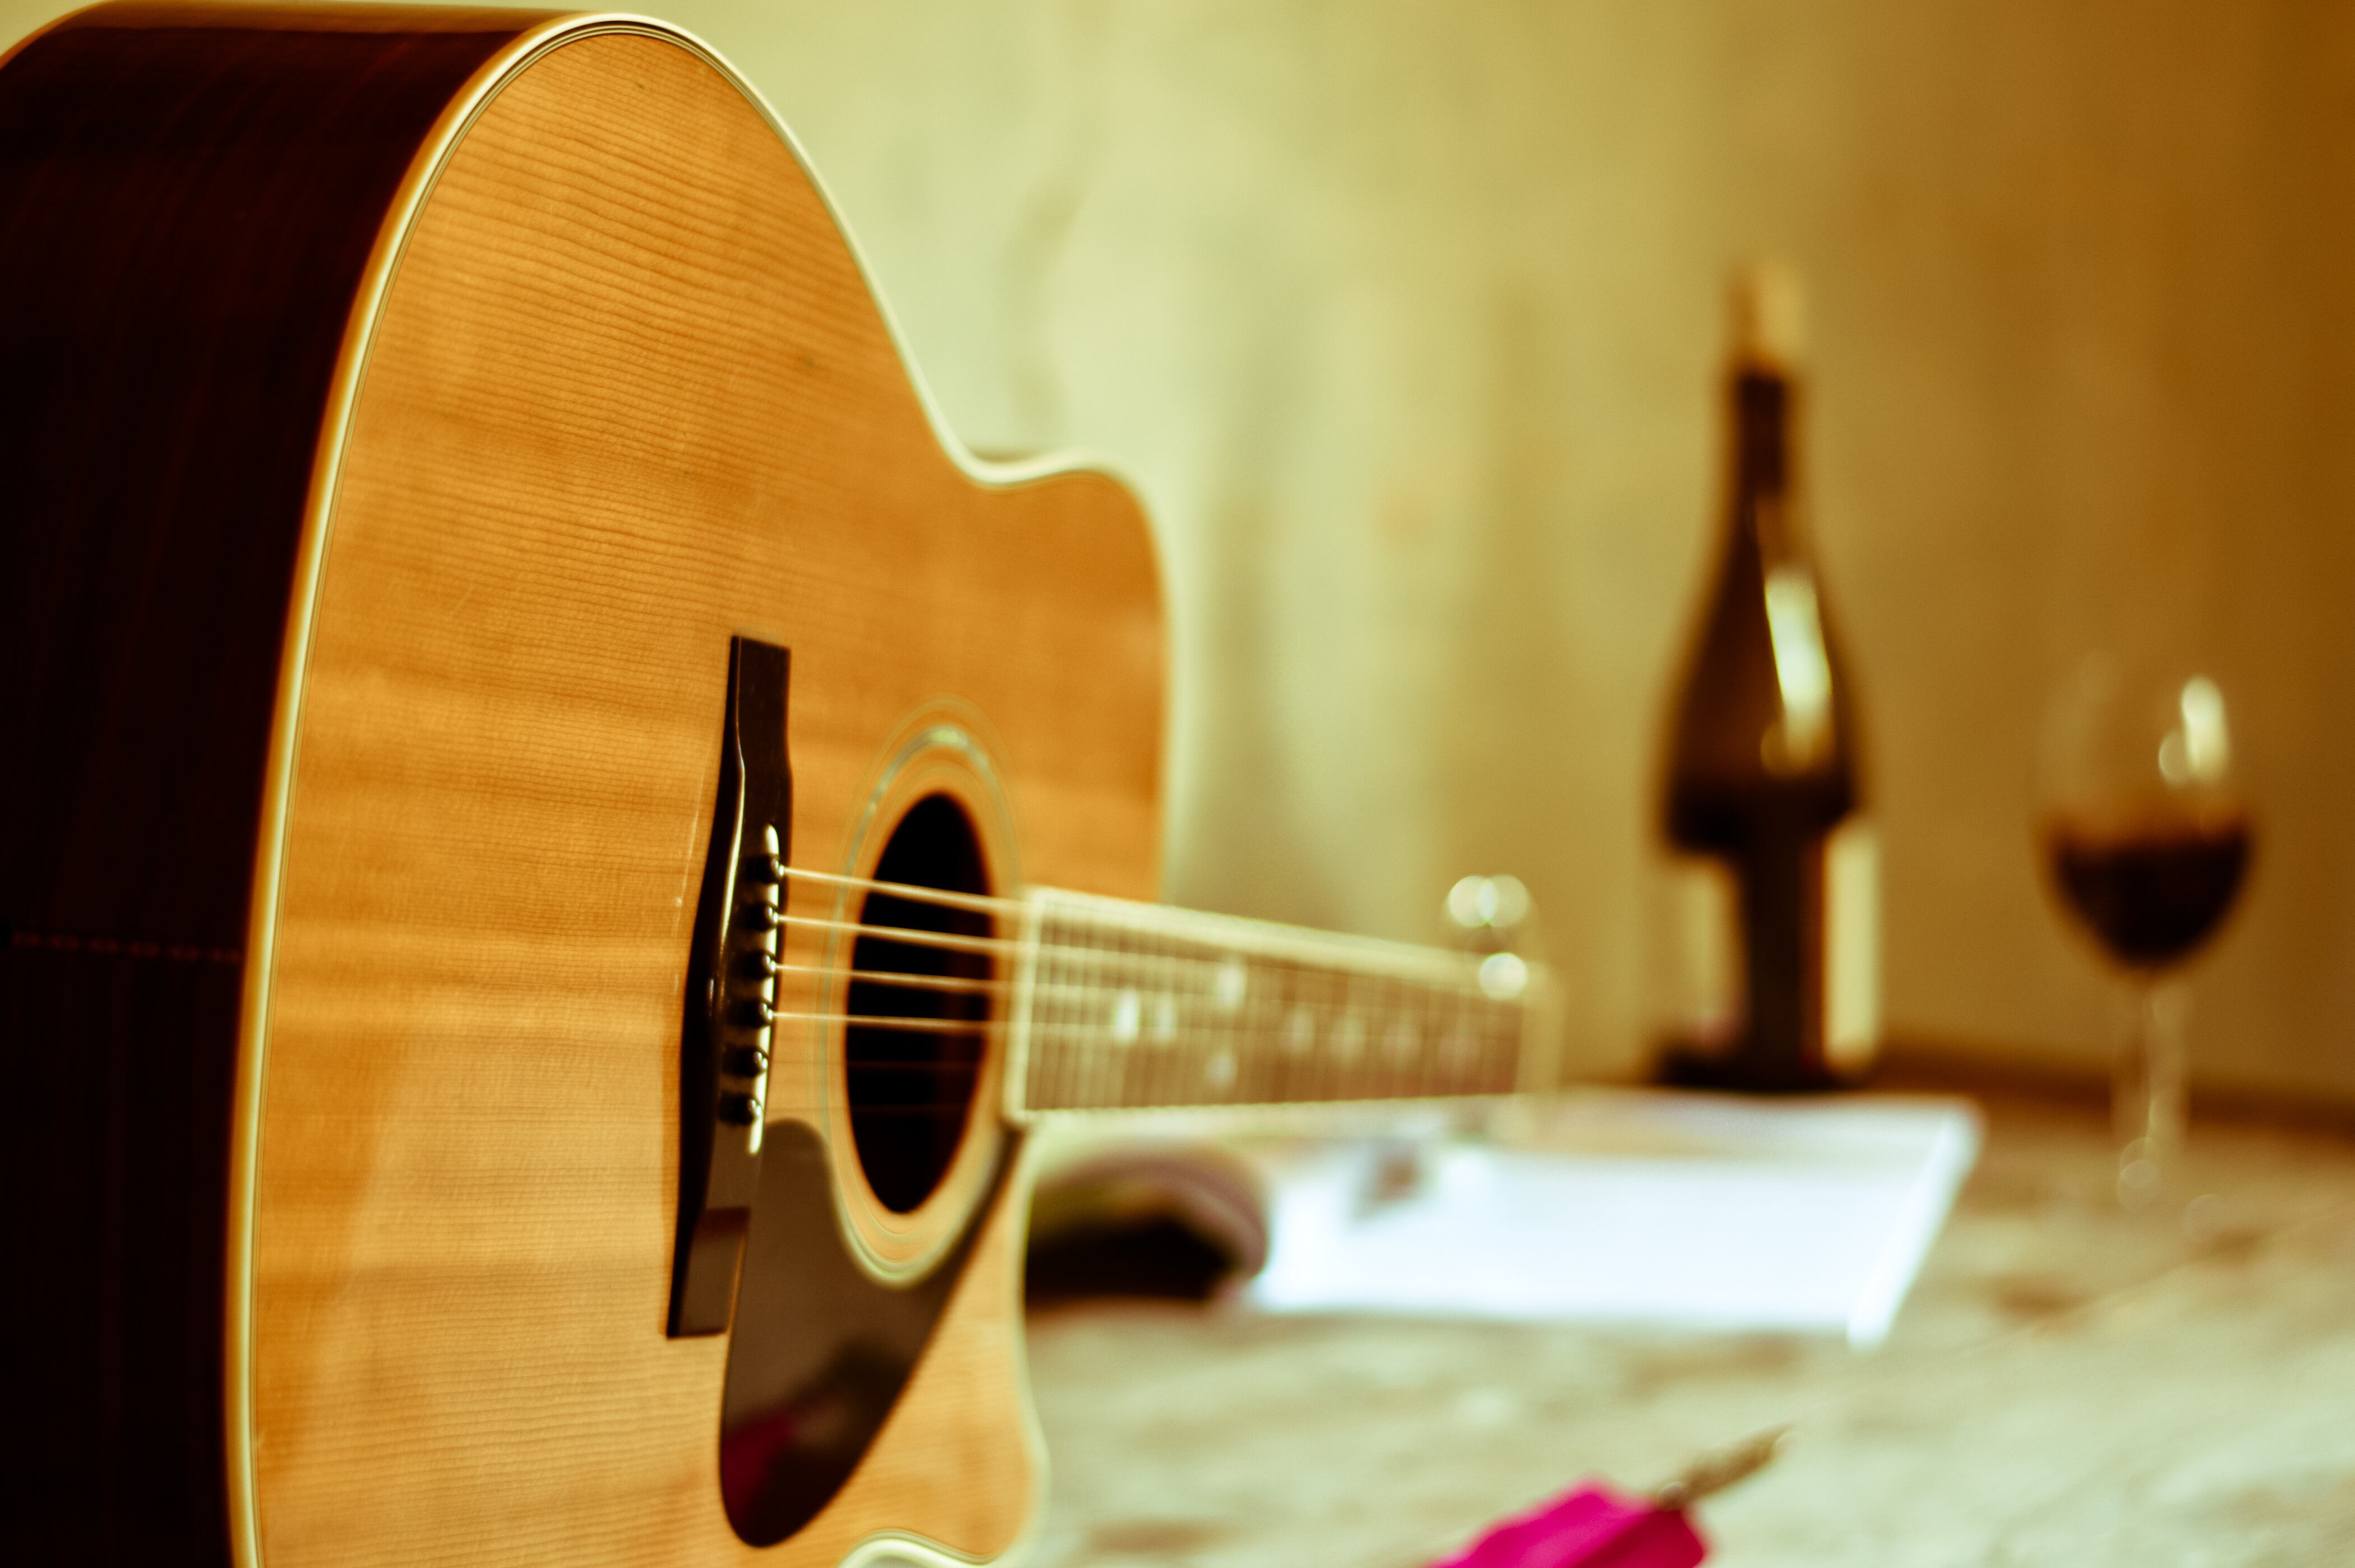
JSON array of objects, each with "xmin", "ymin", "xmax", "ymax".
[
  {"xmin": 1073, "ymin": 928, "xmax": 1093, "ymax": 1107},
  {"xmin": 1334, "ymin": 966, "xmax": 1356, "ymax": 1104},
  {"xmin": 1104, "ymin": 921, "xmax": 1130, "ymax": 1111},
  {"xmin": 1128, "ymin": 928, "xmax": 1152, "ymax": 1112},
  {"xmin": 1074, "ymin": 911, "xmax": 1104, "ymax": 1109},
  {"xmin": 1394, "ymin": 973, "xmax": 1412, "ymax": 1099},
  {"xmin": 1185, "ymin": 938, "xmax": 1209, "ymax": 1104},
  {"xmin": 1124, "ymin": 918, "xmax": 1146, "ymax": 1108},
  {"xmin": 1390, "ymin": 970, "xmax": 1414, "ymax": 1097},
  {"xmin": 1375, "ymin": 970, "xmax": 1394, "ymax": 1092},
  {"xmin": 1178, "ymin": 937, "xmax": 1197, "ymax": 1107},
  {"xmin": 1059, "ymin": 912, "xmax": 1084, "ymax": 1109},
  {"xmin": 1183, "ymin": 938, "xmax": 1208, "ymax": 1106},
  {"xmin": 1122, "ymin": 918, "xmax": 1145, "ymax": 1108},
  {"xmin": 1029, "ymin": 914, "xmax": 1055, "ymax": 1111},
  {"xmin": 1294, "ymin": 964, "xmax": 1318, "ymax": 1104},
  {"xmin": 1142, "ymin": 921, "xmax": 1162, "ymax": 1107},
  {"xmin": 1062, "ymin": 914, "xmax": 1083, "ymax": 1106},
  {"xmin": 1124, "ymin": 921, "xmax": 1145, "ymax": 1109},
  {"xmin": 1045, "ymin": 920, "xmax": 1072, "ymax": 1110},
  {"xmin": 1075, "ymin": 925, "xmax": 1096, "ymax": 1106},
  {"xmin": 1386, "ymin": 974, "xmax": 1411, "ymax": 1097},
  {"xmin": 1217, "ymin": 948, "xmax": 1240, "ymax": 1103},
  {"xmin": 1332, "ymin": 966, "xmax": 1356, "ymax": 1103},
  {"xmin": 1079, "ymin": 914, "xmax": 1103, "ymax": 1109},
  {"xmin": 1429, "ymin": 981, "xmax": 1447, "ymax": 1093},
  {"xmin": 1153, "ymin": 927, "xmax": 1178, "ymax": 1108},
  {"xmin": 1095, "ymin": 924, "xmax": 1112, "ymax": 1106},
  {"xmin": 1273, "ymin": 968, "xmax": 1298, "ymax": 1104},
  {"xmin": 1060, "ymin": 927, "xmax": 1082, "ymax": 1109},
  {"xmin": 1138, "ymin": 921, "xmax": 1157, "ymax": 1108},
  {"xmin": 1098, "ymin": 916, "xmax": 1120, "ymax": 1110},
  {"xmin": 1194, "ymin": 938, "xmax": 1220, "ymax": 1109},
  {"xmin": 1328, "ymin": 965, "xmax": 1347, "ymax": 1097}
]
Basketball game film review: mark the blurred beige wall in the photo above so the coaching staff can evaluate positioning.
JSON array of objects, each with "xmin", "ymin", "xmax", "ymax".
[{"xmin": 12, "ymin": 2, "xmax": 2355, "ymax": 1102}]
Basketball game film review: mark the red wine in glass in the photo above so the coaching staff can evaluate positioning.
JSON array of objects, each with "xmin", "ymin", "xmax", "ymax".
[
  {"xmin": 2037, "ymin": 666, "xmax": 2252, "ymax": 1209},
  {"xmin": 2045, "ymin": 814, "xmax": 2251, "ymax": 970}
]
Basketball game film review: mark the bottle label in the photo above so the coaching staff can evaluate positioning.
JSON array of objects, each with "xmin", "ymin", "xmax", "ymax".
[
  {"xmin": 1659, "ymin": 852, "xmax": 1743, "ymax": 1049},
  {"xmin": 1823, "ymin": 816, "xmax": 1881, "ymax": 1071}
]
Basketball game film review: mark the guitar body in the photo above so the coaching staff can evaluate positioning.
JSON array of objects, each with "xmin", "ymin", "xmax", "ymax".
[{"xmin": 3, "ymin": 8, "xmax": 1161, "ymax": 1565}]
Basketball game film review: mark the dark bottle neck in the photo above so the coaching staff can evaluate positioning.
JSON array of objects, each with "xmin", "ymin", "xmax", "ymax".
[
  {"xmin": 1666, "ymin": 353, "xmax": 1853, "ymax": 830},
  {"xmin": 1729, "ymin": 366, "xmax": 1802, "ymax": 564}
]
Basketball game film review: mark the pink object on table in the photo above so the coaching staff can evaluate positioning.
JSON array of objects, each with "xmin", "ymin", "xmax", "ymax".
[{"xmin": 1431, "ymin": 1482, "xmax": 1707, "ymax": 1568}]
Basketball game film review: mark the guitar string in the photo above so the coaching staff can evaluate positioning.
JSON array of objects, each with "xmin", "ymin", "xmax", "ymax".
[
  {"xmin": 742, "ymin": 873, "xmax": 1527, "ymax": 1108},
  {"xmin": 816, "ymin": 943, "xmax": 1518, "ymax": 1058},
  {"xmin": 769, "ymin": 866, "xmax": 1492, "ymax": 980},
  {"xmin": 772, "ymin": 862, "xmax": 1023, "ymax": 914},
  {"xmin": 768, "ymin": 910, "xmax": 1503, "ymax": 992},
  {"xmin": 783, "ymin": 963, "xmax": 1006, "ymax": 994},
  {"xmin": 774, "ymin": 1009, "xmax": 1513, "ymax": 1039},
  {"xmin": 772, "ymin": 908, "xmax": 1522, "ymax": 1105}
]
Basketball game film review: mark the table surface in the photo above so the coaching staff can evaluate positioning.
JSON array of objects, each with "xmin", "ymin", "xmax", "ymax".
[{"xmin": 1018, "ymin": 1082, "xmax": 2355, "ymax": 1567}]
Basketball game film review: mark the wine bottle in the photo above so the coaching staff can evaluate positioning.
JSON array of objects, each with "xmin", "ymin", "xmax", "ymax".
[{"xmin": 1656, "ymin": 264, "xmax": 1878, "ymax": 1090}]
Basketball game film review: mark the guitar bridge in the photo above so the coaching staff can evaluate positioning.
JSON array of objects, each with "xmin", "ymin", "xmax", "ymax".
[{"xmin": 669, "ymin": 637, "xmax": 792, "ymax": 1337}]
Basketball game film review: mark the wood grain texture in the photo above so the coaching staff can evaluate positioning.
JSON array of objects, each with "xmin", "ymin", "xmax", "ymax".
[
  {"xmin": 0, "ymin": 11, "xmax": 542, "ymax": 1563},
  {"xmin": 248, "ymin": 21, "xmax": 1161, "ymax": 1568}
]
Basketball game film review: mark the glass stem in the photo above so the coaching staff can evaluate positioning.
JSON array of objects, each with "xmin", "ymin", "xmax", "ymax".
[{"xmin": 2114, "ymin": 974, "xmax": 2189, "ymax": 1208}]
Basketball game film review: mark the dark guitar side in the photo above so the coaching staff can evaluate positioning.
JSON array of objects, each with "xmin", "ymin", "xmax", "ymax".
[{"xmin": 0, "ymin": 11, "xmax": 544, "ymax": 1562}]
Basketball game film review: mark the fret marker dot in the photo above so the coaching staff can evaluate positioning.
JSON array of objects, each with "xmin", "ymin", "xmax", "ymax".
[
  {"xmin": 1333, "ymin": 1014, "xmax": 1366, "ymax": 1063},
  {"xmin": 1111, "ymin": 988, "xmax": 1141, "ymax": 1044},
  {"xmin": 1206, "ymin": 1048, "xmax": 1236, "ymax": 1089},
  {"xmin": 1478, "ymin": 952, "xmax": 1529, "ymax": 1001},
  {"xmin": 1283, "ymin": 1008, "xmax": 1315, "ymax": 1055},
  {"xmin": 1384, "ymin": 1018, "xmax": 1418, "ymax": 1063},
  {"xmin": 1152, "ymin": 995, "xmax": 1178, "ymax": 1044},
  {"xmin": 1215, "ymin": 958, "xmax": 1247, "ymax": 1012}
]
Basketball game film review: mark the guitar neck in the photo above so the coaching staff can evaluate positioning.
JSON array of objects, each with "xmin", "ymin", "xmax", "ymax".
[{"xmin": 1007, "ymin": 888, "xmax": 1549, "ymax": 1116}]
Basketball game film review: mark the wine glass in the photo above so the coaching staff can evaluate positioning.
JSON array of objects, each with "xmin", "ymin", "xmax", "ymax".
[{"xmin": 2037, "ymin": 659, "xmax": 2253, "ymax": 1210}]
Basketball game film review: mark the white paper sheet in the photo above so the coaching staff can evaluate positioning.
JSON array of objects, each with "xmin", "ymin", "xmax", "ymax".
[{"xmin": 1242, "ymin": 1091, "xmax": 1981, "ymax": 1349}]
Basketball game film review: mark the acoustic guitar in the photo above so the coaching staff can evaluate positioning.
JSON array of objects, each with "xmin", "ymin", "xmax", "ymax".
[{"xmin": 1, "ymin": 8, "xmax": 1555, "ymax": 1565}]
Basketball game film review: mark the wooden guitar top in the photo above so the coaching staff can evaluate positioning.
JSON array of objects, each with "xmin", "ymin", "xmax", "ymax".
[{"xmin": 1, "ymin": 8, "xmax": 1162, "ymax": 1565}]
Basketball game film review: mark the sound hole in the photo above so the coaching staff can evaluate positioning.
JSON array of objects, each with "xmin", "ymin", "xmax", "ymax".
[{"xmin": 846, "ymin": 793, "xmax": 994, "ymax": 1213}]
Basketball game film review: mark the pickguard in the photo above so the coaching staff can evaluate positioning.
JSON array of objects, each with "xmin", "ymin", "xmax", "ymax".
[{"xmin": 720, "ymin": 1121, "xmax": 1015, "ymax": 1546}]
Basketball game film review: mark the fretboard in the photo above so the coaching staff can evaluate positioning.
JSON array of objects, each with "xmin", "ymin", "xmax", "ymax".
[{"xmin": 1008, "ymin": 888, "xmax": 1545, "ymax": 1115}]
